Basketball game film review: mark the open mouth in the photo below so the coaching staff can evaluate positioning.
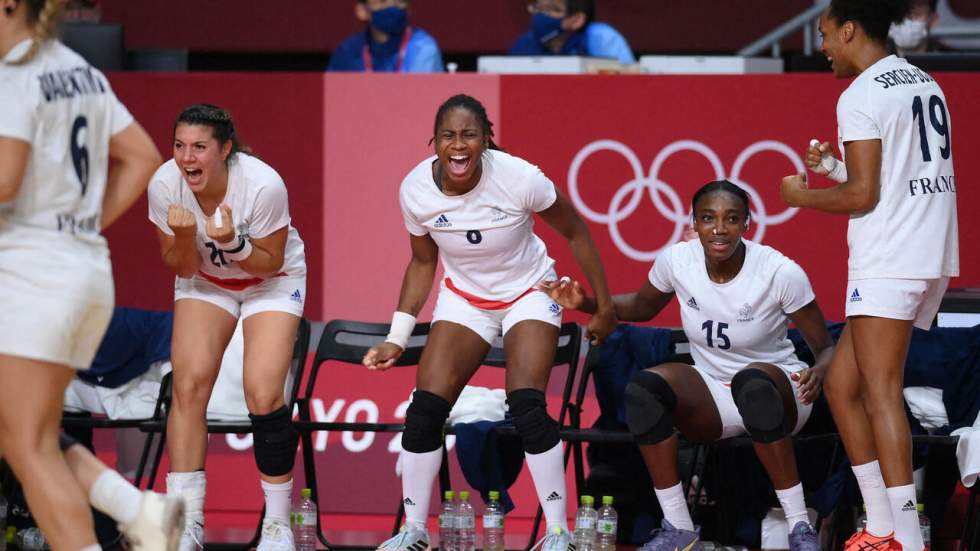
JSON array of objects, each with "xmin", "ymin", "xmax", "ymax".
[
  {"xmin": 446, "ymin": 154, "xmax": 471, "ymax": 178},
  {"xmin": 183, "ymin": 167, "xmax": 204, "ymax": 185}
]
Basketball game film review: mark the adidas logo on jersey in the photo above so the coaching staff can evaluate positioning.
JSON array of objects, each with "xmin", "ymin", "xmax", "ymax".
[
  {"xmin": 403, "ymin": 497, "xmax": 416, "ymax": 506},
  {"xmin": 686, "ymin": 297, "xmax": 699, "ymax": 310},
  {"xmin": 549, "ymin": 303, "xmax": 561, "ymax": 315},
  {"xmin": 849, "ymin": 288, "xmax": 862, "ymax": 302},
  {"xmin": 491, "ymin": 206, "xmax": 508, "ymax": 222},
  {"xmin": 290, "ymin": 289, "xmax": 303, "ymax": 303},
  {"xmin": 434, "ymin": 214, "xmax": 452, "ymax": 228},
  {"xmin": 901, "ymin": 499, "xmax": 916, "ymax": 512},
  {"xmin": 545, "ymin": 491, "xmax": 562, "ymax": 502}
]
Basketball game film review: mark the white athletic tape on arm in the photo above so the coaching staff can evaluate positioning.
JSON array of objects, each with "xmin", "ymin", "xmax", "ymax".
[
  {"xmin": 218, "ymin": 235, "xmax": 253, "ymax": 262},
  {"xmin": 214, "ymin": 207, "xmax": 223, "ymax": 229},
  {"xmin": 385, "ymin": 311, "xmax": 417, "ymax": 350},
  {"xmin": 810, "ymin": 139, "xmax": 848, "ymax": 183}
]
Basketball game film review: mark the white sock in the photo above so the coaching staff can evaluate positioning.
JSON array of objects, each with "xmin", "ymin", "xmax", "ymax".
[
  {"xmin": 851, "ymin": 460, "xmax": 893, "ymax": 537},
  {"xmin": 524, "ymin": 442, "xmax": 568, "ymax": 532},
  {"xmin": 775, "ymin": 483, "xmax": 810, "ymax": 531},
  {"xmin": 401, "ymin": 448, "xmax": 442, "ymax": 530},
  {"xmin": 654, "ymin": 482, "xmax": 694, "ymax": 531},
  {"xmin": 887, "ymin": 484, "xmax": 924, "ymax": 550},
  {"xmin": 167, "ymin": 471, "xmax": 206, "ymax": 527},
  {"xmin": 80, "ymin": 544, "xmax": 102, "ymax": 551},
  {"xmin": 89, "ymin": 469, "xmax": 142, "ymax": 526},
  {"xmin": 260, "ymin": 479, "xmax": 293, "ymax": 524}
]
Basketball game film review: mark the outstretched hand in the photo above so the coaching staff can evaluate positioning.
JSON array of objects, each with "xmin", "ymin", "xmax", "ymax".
[
  {"xmin": 362, "ymin": 341, "xmax": 404, "ymax": 371},
  {"xmin": 537, "ymin": 277, "xmax": 586, "ymax": 310}
]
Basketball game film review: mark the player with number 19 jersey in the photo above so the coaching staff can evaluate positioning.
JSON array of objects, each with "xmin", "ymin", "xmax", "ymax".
[
  {"xmin": 649, "ymin": 239, "xmax": 815, "ymax": 384},
  {"xmin": 0, "ymin": 39, "xmax": 132, "ymax": 244},
  {"xmin": 837, "ymin": 55, "xmax": 958, "ymax": 280}
]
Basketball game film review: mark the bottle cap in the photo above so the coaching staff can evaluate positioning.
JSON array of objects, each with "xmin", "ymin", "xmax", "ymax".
[
  {"xmin": 460, "ymin": 490, "xmax": 470, "ymax": 501},
  {"xmin": 6, "ymin": 526, "xmax": 14, "ymax": 544},
  {"xmin": 489, "ymin": 490, "xmax": 500, "ymax": 501},
  {"xmin": 602, "ymin": 495, "xmax": 614, "ymax": 506},
  {"xmin": 581, "ymin": 495, "xmax": 594, "ymax": 506},
  {"xmin": 301, "ymin": 488, "xmax": 312, "ymax": 498},
  {"xmin": 445, "ymin": 490, "xmax": 455, "ymax": 500},
  {"xmin": 917, "ymin": 503, "xmax": 924, "ymax": 513}
]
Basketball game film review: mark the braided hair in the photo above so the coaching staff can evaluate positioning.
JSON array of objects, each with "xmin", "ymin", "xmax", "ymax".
[{"xmin": 431, "ymin": 94, "xmax": 502, "ymax": 151}]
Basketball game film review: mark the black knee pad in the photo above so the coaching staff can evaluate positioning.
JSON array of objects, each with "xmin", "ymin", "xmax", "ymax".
[
  {"xmin": 249, "ymin": 405, "xmax": 299, "ymax": 476},
  {"xmin": 58, "ymin": 432, "xmax": 80, "ymax": 451},
  {"xmin": 507, "ymin": 388, "xmax": 560, "ymax": 454},
  {"xmin": 624, "ymin": 370, "xmax": 677, "ymax": 445},
  {"xmin": 402, "ymin": 390, "xmax": 451, "ymax": 453},
  {"xmin": 731, "ymin": 368, "xmax": 789, "ymax": 444}
]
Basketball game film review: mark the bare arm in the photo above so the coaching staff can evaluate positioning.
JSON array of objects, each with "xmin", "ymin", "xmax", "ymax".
[
  {"xmin": 782, "ymin": 139, "xmax": 882, "ymax": 214},
  {"xmin": 396, "ymin": 233, "xmax": 439, "ymax": 315},
  {"xmin": 787, "ymin": 300, "xmax": 834, "ymax": 404},
  {"xmin": 156, "ymin": 206, "xmax": 201, "ymax": 278},
  {"xmin": 570, "ymin": 278, "xmax": 674, "ymax": 322},
  {"xmin": 101, "ymin": 122, "xmax": 161, "ymax": 229},
  {"xmin": 0, "ymin": 137, "xmax": 30, "ymax": 203},
  {"xmin": 236, "ymin": 226, "xmax": 289, "ymax": 276}
]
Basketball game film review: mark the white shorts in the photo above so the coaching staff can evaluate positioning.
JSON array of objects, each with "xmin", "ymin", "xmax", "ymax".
[
  {"xmin": 431, "ymin": 278, "xmax": 564, "ymax": 345},
  {"xmin": 0, "ymin": 232, "xmax": 114, "ymax": 369},
  {"xmin": 845, "ymin": 277, "xmax": 949, "ymax": 330},
  {"xmin": 692, "ymin": 365, "xmax": 812, "ymax": 440},
  {"xmin": 174, "ymin": 273, "xmax": 306, "ymax": 319}
]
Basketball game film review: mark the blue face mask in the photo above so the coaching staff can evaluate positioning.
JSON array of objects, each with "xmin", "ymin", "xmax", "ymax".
[
  {"xmin": 531, "ymin": 12, "xmax": 563, "ymax": 44},
  {"xmin": 371, "ymin": 6, "xmax": 409, "ymax": 36}
]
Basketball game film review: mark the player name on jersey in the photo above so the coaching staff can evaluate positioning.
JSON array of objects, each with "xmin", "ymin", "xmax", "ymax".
[
  {"xmin": 872, "ymin": 66, "xmax": 934, "ymax": 89},
  {"xmin": 37, "ymin": 66, "xmax": 106, "ymax": 102}
]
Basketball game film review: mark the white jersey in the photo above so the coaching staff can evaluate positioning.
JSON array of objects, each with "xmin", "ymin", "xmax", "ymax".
[
  {"xmin": 0, "ymin": 39, "xmax": 133, "ymax": 246},
  {"xmin": 648, "ymin": 240, "xmax": 814, "ymax": 383},
  {"xmin": 837, "ymin": 55, "xmax": 958, "ymax": 280},
  {"xmin": 399, "ymin": 149, "xmax": 558, "ymax": 302},
  {"xmin": 147, "ymin": 154, "xmax": 306, "ymax": 282}
]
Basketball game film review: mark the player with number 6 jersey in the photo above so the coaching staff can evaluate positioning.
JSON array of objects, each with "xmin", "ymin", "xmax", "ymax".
[
  {"xmin": 780, "ymin": 2, "xmax": 958, "ymax": 549},
  {"xmin": 363, "ymin": 94, "xmax": 616, "ymax": 551},
  {"xmin": 542, "ymin": 180, "xmax": 834, "ymax": 551}
]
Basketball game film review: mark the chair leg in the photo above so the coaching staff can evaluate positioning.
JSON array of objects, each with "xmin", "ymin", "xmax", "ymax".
[
  {"xmin": 394, "ymin": 500, "xmax": 405, "ymax": 537},
  {"xmin": 146, "ymin": 429, "xmax": 168, "ymax": 491}
]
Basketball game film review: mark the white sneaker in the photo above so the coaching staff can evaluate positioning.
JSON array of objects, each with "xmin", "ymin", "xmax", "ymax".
[
  {"xmin": 530, "ymin": 527, "xmax": 576, "ymax": 551},
  {"xmin": 178, "ymin": 520, "xmax": 204, "ymax": 551},
  {"xmin": 256, "ymin": 519, "xmax": 295, "ymax": 551},
  {"xmin": 120, "ymin": 491, "xmax": 186, "ymax": 551},
  {"xmin": 376, "ymin": 525, "xmax": 429, "ymax": 551}
]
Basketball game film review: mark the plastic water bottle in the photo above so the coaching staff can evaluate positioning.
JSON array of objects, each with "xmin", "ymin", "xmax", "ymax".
[
  {"xmin": 596, "ymin": 495, "xmax": 617, "ymax": 551},
  {"xmin": 917, "ymin": 503, "xmax": 930, "ymax": 550},
  {"xmin": 14, "ymin": 527, "xmax": 47, "ymax": 551},
  {"xmin": 292, "ymin": 488, "xmax": 317, "ymax": 551},
  {"xmin": 573, "ymin": 495, "xmax": 597, "ymax": 551},
  {"xmin": 456, "ymin": 491, "xmax": 476, "ymax": 551},
  {"xmin": 482, "ymin": 490, "xmax": 505, "ymax": 551},
  {"xmin": 439, "ymin": 490, "xmax": 456, "ymax": 551}
]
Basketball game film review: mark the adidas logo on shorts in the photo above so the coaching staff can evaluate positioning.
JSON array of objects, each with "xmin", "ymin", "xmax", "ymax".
[
  {"xmin": 849, "ymin": 288, "xmax": 862, "ymax": 302},
  {"xmin": 290, "ymin": 289, "xmax": 303, "ymax": 303},
  {"xmin": 545, "ymin": 491, "xmax": 562, "ymax": 502}
]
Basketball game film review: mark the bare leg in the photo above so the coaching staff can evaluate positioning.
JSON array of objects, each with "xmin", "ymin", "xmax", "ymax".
[{"xmin": 0, "ymin": 356, "xmax": 98, "ymax": 551}]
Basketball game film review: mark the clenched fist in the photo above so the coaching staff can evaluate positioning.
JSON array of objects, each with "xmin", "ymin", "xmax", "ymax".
[
  {"xmin": 206, "ymin": 203, "xmax": 235, "ymax": 245},
  {"xmin": 167, "ymin": 205, "xmax": 197, "ymax": 239}
]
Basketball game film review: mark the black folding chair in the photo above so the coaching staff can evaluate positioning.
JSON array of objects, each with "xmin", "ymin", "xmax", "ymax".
[
  {"xmin": 293, "ymin": 320, "xmax": 583, "ymax": 551},
  {"xmin": 139, "ymin": 318, "xmax": 312, "ymax": 550}
]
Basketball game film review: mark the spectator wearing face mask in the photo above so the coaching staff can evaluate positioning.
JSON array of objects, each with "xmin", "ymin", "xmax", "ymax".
[
  {"xmin": 328, "ymin": 0, "xmax": 443, "ymax": 72},
  {"xmin": 509, "ymin": 0, "xmax": 636, "ymax": 65},
  {"xmin": 888, "ymin": 0, "xmax": 940, "ymax": 56}
]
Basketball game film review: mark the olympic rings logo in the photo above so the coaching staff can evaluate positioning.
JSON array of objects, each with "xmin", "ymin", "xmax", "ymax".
[{"xmin": 568, "ymin": 139, "xmax": 803, "ymax": 262}]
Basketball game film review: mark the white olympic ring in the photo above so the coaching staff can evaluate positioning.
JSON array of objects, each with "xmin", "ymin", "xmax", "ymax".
[{"xmin": 568, "ymin": 139, "xmax": 803, "ymax": 262}]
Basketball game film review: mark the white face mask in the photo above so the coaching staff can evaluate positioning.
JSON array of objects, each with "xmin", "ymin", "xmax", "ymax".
[{"xmin": 889, "ymin": 18, "xmax": 929, "ymax": 50}]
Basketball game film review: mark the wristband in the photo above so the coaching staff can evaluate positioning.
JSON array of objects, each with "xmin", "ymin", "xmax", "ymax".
[
  {"xmin": 384, "ymin": 311, "xmax": 417, "ymax": 350},
  {"xmin": 218, "ymin": 235, "xmax": 253, "ymax": 262}
]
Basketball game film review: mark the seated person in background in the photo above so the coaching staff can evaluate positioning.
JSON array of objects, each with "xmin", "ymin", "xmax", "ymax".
[
  {"xmin": 888, "ymin": 0, "xmax": 940, "ymax": 56},
  {"xmin": 509, "ymin": 0, "xmax": 636, "ymax": 64},
  {"xmin": 541, "ymin": 180, "xmax": 833, "ymax": 551},
  {"xmin": 328, "ymin": 0, "xmax": 443, "ymax": 72}
]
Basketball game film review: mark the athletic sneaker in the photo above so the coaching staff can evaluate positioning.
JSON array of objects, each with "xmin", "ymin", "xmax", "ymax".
[
  {"xmin": 529, "ymin": 527, "xmax": 575, "ymax": 551},
  {"xmin": 120, "ymin": 491, "xmax": 185, "ymax": 551},
  {"xmin": 638, "ymin": 519, "xmax": 700, "ymax": 551},
  {"xmin": 843, "ymin": 529, "xmax": 903, "ymax": 551},
  {"xmin": 177, "ymin": 520, "xmax": 204, "ymax": 551},
  {"xmin": 788, "ymin": 521, "xmax": 819, "ymax": 551},
  {"xmin": 256, "ymin": 519, "xmax": 295, "ymax": 551},
  {"xmin": 376, "ymin": 525, "xmax": 429, "ymax": 551}
]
